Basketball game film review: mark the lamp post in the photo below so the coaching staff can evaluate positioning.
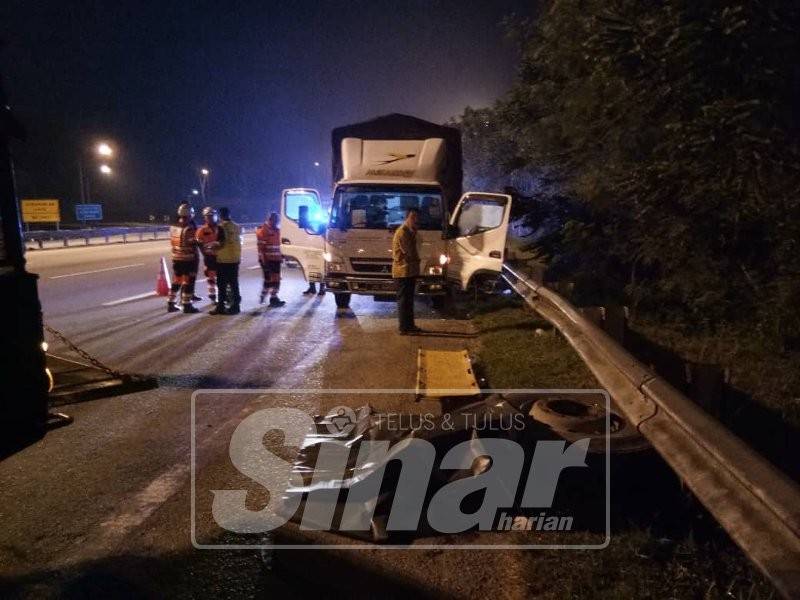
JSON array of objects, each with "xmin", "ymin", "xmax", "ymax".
[
  {"xmin": 79, "ymin": 141, "xmax": 114, "ymax": 204},
  {"xmin": 77, "ymin": 142, "xmax": 114, "ymax": 226},
  {"xmin": 199, "ymin": 168, "xmax": 209, "ymax": 203}
]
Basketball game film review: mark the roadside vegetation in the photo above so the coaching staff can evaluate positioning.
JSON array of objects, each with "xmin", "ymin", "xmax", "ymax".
[
  {"xmin": 472, "ymin": 297, "xmax": 775, "ymax": 599},
  {"xmin": 457, "ymin": 1, "xmax": 800, "ymax": 441}
]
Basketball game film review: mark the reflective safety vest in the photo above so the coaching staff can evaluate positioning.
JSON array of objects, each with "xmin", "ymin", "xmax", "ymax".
[
  {"xmin": 170, "ymin": 220, "xmax": 198, "ymax": 262},
  {"xmin": 217, "ymin": 220, "xmax": 242, "ymax": 264},
  {"xmin": 195, "ymin": 223, "xmax": 220, "ymax": 256},
  {"xmin": 256, "ymin": 223, "xmax": 282, "ymax": 262}
]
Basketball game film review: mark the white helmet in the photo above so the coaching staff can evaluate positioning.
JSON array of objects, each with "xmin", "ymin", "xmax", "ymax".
[
  {"xmin": 177, "ymin": 203, "xmax": 194, "ymax": 218},
  {"xmin": 202, "ymin": 206, "xmax": 216, "ymax": 218}
]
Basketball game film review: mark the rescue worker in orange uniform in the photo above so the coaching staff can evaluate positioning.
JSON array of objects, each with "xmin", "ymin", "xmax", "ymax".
[
  {"xmin": 256, "ymin": 212, "xmax": 286, "ymax": 307},
  {"xmin": 195, "ymin": 207, "xmax": 221, "ymax": 303},
  {"xmin": 168, "ymin": 202, "xmax": 200, "ymax": 314}
]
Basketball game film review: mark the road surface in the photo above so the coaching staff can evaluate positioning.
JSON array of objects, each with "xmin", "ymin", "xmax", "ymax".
[{"xmin": 1, "ymin": 238, "xmax": 528, "ymax": 599}]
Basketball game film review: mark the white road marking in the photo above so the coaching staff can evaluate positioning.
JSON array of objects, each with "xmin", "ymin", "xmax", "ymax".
[
  {"xmin": 98, "ymin": 462, "xmax": 189, "ymax": 538},
  {"xmin": 247, "ymin": 264, "xmax": 261, "ymax": 270},
  {"xmin": 50, "ymin": 263, "xmax": 145, "ymax": 279},
  {"xmin": 102, "ymin": 291, "xmax": 159, "ymax": 306}
]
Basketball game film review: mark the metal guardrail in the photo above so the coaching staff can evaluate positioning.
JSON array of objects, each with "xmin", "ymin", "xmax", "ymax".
[
  {"xmin": 24, "ymin": 223, "xmax": 262, "ymax": 249},
  {"xmin": 502, "ymin": 263, "xmax": 800, "ymax": 598},
  {"xmin": 24, "ymin": 226, "xmax": 169, "ymax": 248}
]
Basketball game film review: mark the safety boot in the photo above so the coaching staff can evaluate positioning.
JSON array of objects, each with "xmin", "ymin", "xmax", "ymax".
[
  {"xmin": 269, "ymin": 297, "xmax": 286, "ymax": 308},
  {"xmin": 302, "ymin": 283, "xmax": 316, "ymax": 295},
  {"xmin": 209, "ymin": 294, "xmax": 216, "ymax": 303},
  {"xmin": 259, "ymin": 290, "xmax": 267, "ymax": 304},
  {"xmin": 183, "ymin": 303, "xmax": 200, "ymax": 314},
  {"xmin": 167, "ymin": 302, "xmax": 180, "ymax": 313}
]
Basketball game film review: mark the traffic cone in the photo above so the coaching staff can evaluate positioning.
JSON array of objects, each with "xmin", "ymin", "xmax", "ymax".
[{"xmin": 156, "ymin": 257, "xmax": 171, "ymax": 296}]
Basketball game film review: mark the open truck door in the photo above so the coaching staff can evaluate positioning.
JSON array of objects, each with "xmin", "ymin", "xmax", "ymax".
[
  {"xmin": 447, "ymin": 192, "xmax": 512, "ymax": 291},
  {"xmin": 280, "ymin": 188, "xmax": 326, "ymax": 283}
]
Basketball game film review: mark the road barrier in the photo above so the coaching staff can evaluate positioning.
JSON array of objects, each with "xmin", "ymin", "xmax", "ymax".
[
  {"xmin": 502, "ymin": 262, "xmax": 800, "ymax": 598},
  {"xmin": 24, "ymin": 224, "xmax": 261, "ymax": 250}
]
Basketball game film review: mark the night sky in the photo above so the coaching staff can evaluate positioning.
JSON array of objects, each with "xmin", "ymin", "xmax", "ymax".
[{"xmin": 2, "ymin": 1, "xmax": 532, "ymax": 221}]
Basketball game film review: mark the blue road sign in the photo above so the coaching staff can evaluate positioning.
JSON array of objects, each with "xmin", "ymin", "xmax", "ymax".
[{"xmin": 75, "ymin": 204, "xmax": 103, "ymax": 221}]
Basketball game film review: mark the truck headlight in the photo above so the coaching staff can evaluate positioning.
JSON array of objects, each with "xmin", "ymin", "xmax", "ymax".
[
  {"xmin": 323, "ymin": 251, "xmax": 332, "ymax": 262},
  {"xmin": 328, "ymin": 262, "xmax": 344, "ymax": 272},
  {"xmin": 439, "ymin": 253, "xmax": 449, "ymax": 265},
  {"xmin": 428, "ymin": 266, "xmax": 443, "ymax": 276}
]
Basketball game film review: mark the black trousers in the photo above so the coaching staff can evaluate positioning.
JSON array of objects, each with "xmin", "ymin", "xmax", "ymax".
[
  {"xmin": 216, "ymin": 262, "xmax": 241, "ymax": 308},
  {"xmin": 396, "ymin": 277, "xmax": 416, "ymax": 332}
]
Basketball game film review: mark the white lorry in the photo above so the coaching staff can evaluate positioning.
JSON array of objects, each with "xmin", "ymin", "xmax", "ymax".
[{"xmin": 280, "ymin": 114, "xmax": 512, "ymax": 310}]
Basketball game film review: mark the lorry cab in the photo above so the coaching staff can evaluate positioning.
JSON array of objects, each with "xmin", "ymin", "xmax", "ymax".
[
  {"xmin": 281, "ymin": 185, "xmax": 512, "ymax": 309},
  {"xmin": 280, "ymin": 119, "xmax": 511, "ymax": 310}
]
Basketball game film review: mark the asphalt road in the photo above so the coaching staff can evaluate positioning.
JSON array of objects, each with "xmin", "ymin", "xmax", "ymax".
[{"xmin": 1, "ymin": 238, "xmax": 531, "ymax": 599}]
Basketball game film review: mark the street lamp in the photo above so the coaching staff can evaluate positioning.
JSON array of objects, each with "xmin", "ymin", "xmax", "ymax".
[
  {"xmin": 198, "ymin": 168, "xmax": 210, "ymax": 202},
  {"xmin": 97, "ymin": 142, "xmax": 113, "ymax": 157},
  {"xmin": 79, "ymin": 140, "xmax": 117, "ymax": 209},
  {"xmin": 313, "ymin": 161, "xmax": 320, "ymax": 167},
  {"xmin": 191, "ymin": 189, "xmax": 199, "ymax": 196}
]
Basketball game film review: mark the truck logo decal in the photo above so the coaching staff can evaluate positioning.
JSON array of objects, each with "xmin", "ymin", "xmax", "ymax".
[
  {"xmin": 377, "ymin": 153, "xmax": 416, "ymax": 165},
  {"xmin": 365, "ymin": 169, "xmax": 415, "ymax": 177}
]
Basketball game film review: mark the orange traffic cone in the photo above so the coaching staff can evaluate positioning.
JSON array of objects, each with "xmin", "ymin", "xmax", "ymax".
[{"xmin": 156, "ymin": 257, "xmax": 171, "ymax": 296}]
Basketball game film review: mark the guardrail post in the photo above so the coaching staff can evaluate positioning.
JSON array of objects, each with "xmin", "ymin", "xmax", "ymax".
[
  {"xmin": 37, "ymin": 239, "xmax": 43, "ymax": 249},
  {"xmin": 84, "ymin": 236, "xmax": 89, "ymax": 246},
  {"xmin": 63, "ymin": 238, "xmax": 68, "ymax": 247},
  {"xmin": 104, "ymin": 235, "xmax": 109, "ymax": 244},
  {"xmin": 139, "ymin": 232, "xmax": 143, "ymax": 241},
  {"xmin": 123, "ymin": 233, "xmax": 127, "ymax": 243},
  {"xmin": 153, "ymin": 230, "xmax": 157, "ymax": 240}
]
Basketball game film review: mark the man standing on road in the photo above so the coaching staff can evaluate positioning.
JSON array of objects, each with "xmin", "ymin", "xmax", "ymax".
[
  {"xmin": 168, "ymin": 203, "xmax": 200, "ymax": 314},
  {"xmin": 392, "ymin": 208, "xmax": 422, "ymax": 335},
  {"xmin": 195, "ymin": 207, "xmax": 221, "ymax": 303},
  {"xmin": 211, "ymin": 207, "xmax": 242, "ymax": 315},
  {"xmin": 256, "ymin": 212, "xmax": 286, "ymax": 307}
]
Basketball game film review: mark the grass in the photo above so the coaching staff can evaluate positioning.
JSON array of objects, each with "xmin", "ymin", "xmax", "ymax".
[
  {"xmin": 631, "ymin": 318, "xmax": 800, "ymax": 430},
  {"xmin": 470, "ymin": 297, "xmax": 776, "ymax": 599},
  {"xmin": 471, "ymin": 299, "xmax": 597, "ymax": 390}
]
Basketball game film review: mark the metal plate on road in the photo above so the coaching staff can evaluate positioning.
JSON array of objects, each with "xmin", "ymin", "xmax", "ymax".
[
  {"xmin": 416, "ymin": 349, "xmax": 480, "ymax": 398},
  {"xmin": 75, "ymin": 204, "xmax": 103, "ymax": 221}
]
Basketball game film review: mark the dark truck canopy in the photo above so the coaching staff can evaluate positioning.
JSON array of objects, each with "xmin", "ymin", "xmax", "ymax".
[{"xmin": 331, "ymin": 113, "xmax": 463, "ymax": 212}]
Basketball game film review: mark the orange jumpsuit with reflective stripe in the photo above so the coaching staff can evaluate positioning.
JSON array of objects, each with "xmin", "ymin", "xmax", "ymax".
[
  {"xmin": 195, "ymin": 223, "xmax": 220, "ymax": 299},
  {"xmin": 256, "ymin": 223, "xmax": 282, "ymax": 297},
  {"xmin": 168, "ymin": 218, "xmax": 199, "ymax": 304}
]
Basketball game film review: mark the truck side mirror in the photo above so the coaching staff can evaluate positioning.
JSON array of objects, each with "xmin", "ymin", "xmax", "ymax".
[
  {"xmin": 298, "ymin": 205, "xmax": 310, "ymax": 229},
  {"xmin": 444, "ymin": 223, "xmax": 459, "ymax": 239},
  {"xmin": 298, "ymin": 205, "xmax": 326, "ymax": 235}
]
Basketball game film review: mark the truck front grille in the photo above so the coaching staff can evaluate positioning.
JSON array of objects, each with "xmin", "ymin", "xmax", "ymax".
[{"xmin": 350, "ymin": 258, "xmax": 393, "ymax": 274}]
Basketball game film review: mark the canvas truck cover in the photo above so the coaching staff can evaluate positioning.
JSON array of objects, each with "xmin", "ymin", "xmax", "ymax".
[{"xmin": 331, "ymin": 113, "xmax": 463, "ymax": 211}]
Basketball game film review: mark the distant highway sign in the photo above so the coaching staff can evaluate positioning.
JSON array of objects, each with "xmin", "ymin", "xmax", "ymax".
[
  {"xmin": 75, "ymin": 204, "xmax": 103, "ymax": 221},
  {"xmin": 21, "ymin": 199, "xmax": 61, "ymax": 223}
]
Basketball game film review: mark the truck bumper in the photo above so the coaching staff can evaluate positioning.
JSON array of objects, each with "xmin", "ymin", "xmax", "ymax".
[{"xmin": 325, "ymin": 274, "xmax": 447, "ymax": 295}]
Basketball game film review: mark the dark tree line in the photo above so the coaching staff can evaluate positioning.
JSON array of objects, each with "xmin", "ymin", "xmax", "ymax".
[{"xmin": 458, "ymin": 0, "xmax": 800, "ymax": 347}]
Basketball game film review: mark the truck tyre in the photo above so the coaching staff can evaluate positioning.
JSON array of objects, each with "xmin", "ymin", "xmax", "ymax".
[
  {"xmin": 431, "ymin": 287, "xmax": 454, "ymax": 312},
  {"xmin": 334, "ymin": 293, "xmax": 351, "ymax": 309}
]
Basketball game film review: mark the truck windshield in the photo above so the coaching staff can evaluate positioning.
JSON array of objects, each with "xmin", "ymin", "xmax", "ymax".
[{"xmin": 330, "ymin": 185, "xmax": 444, "ymax": 230}]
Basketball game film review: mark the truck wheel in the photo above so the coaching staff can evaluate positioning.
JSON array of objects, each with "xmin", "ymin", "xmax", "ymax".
[{"xmin": 334, "ymin": 293, "xmax": 351, "ymax": 309}]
